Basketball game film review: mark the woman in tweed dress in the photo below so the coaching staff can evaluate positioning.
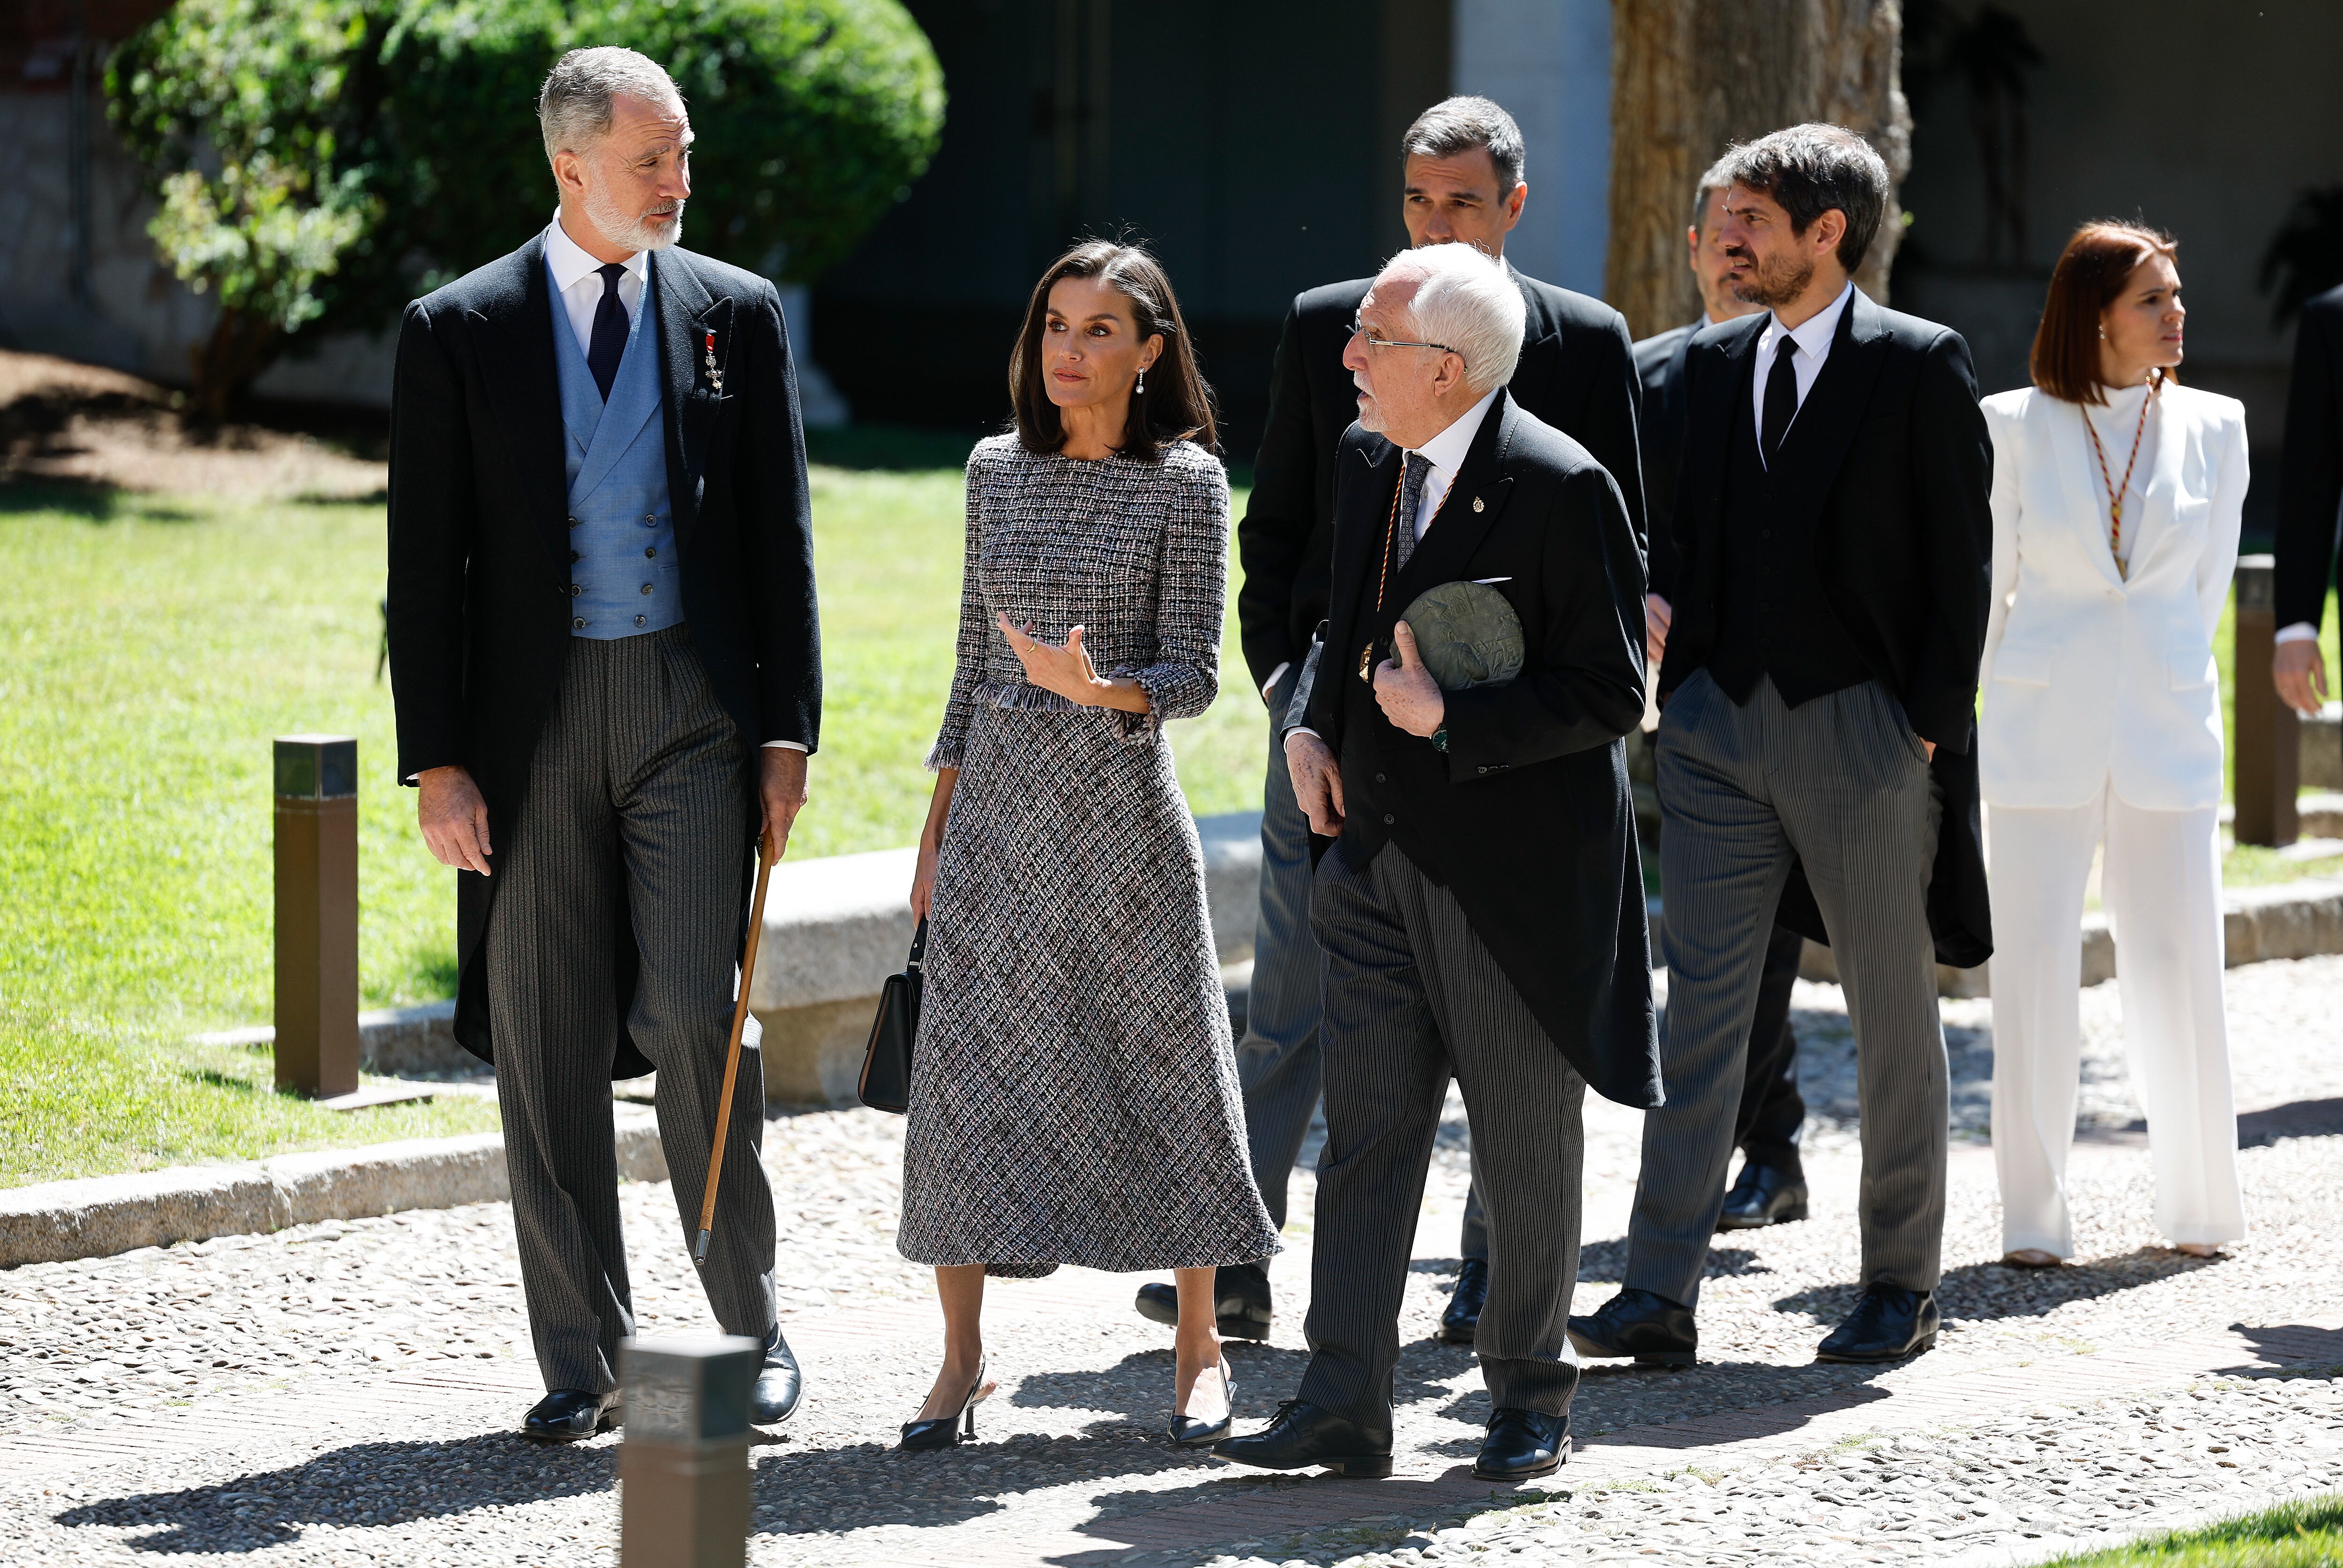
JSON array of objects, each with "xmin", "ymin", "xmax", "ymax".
[{"xmin": 898, "ymin": 242, "xmax": 1278, "ymax": 1452}]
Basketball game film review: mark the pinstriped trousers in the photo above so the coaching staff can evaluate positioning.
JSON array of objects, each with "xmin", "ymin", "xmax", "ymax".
[
  {"xmin": 1631, "ymin": 671, "xmax": 1946, "ymax": 1308},
  {"xmin": 1234, "ymin": 666, "xmax": 1489, "ymax": 1259},
  {"xmin": 485, "ymin": 626, "xmax": 779, "ymax": 1395},
  {"xmin": 1297, "ymin": 845, "xmax": 1585, "ymax": 1429}
]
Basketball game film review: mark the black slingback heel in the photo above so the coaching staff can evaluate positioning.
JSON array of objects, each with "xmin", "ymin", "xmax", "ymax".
[{"xmin": 900, "ymin": 1357, "xmax": 991, "ymax": 1451}]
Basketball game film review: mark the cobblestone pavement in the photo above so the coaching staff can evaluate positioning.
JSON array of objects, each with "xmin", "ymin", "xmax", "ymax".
[{"xmin": 6, "ymin": 959, "xmax": 2343, "ymax": 1565}]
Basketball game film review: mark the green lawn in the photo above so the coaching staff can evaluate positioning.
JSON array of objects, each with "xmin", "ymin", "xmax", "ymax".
[
  {"xmin": 2046, "ymin": 1495, "xmax": 2343, "ymax": 1567},
  {"xmin": 0, "ymin": 444, "xmax": 1261, "ymax": 1185}
]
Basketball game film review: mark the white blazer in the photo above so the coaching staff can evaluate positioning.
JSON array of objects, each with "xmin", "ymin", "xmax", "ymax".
[{"xmin": 1977, "ymin": 383, "xmax": 2247, "ymax": 810}]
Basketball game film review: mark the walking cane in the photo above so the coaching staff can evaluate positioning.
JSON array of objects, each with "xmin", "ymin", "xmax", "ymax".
[{"xmin": 695, "ymin": 828, "xmax": 776, "ymax": 1269}]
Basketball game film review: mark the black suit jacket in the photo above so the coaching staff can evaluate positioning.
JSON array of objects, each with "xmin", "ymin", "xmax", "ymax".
[
  {"xmin": 1663, "ymin": 292, "xmax": 1993, "ymax": 967},
  {"xmin": 1237, "ymin": 268, "xmax": 1645, "ymax": 692},
  {"xmin": 1300, "ymin": 389, "xmax": 1660, "ymax": 1108},
  {"xmin": 387, "ymin": 233, "xmax": 820, "ymax": 1070},
  {"xmin": 1633, "ymin": 320, "xmax": 1700, "ymax": 602},
  {"xmin": 2275, "ymin": 282, "xmax": 2343, "ymax": 632}
]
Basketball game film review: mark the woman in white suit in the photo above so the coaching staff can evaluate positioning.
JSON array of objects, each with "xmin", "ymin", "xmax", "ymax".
[{"xmin": 1978, "ymin": 221, "xmax": 2247, "ymax": 1267}]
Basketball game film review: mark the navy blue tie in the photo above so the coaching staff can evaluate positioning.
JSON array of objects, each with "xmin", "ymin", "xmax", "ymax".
[{"xmin": 586, "ymin": 262, "xmax": 629, "ymax": 402}]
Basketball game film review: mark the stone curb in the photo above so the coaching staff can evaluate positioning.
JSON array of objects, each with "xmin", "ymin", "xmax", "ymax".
[{"xmin": 0, "ymin": 1111, "xmax": 665, "ymax": 1270}]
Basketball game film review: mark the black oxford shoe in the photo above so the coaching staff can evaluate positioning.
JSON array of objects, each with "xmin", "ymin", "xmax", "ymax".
[
  {"xmin": 522, "ymin": 1388, "xmax": 619, "ymax": 1442},
  {"xmin": 1815, "ymin": 1286, "xmax": 1939, "ymax": 1364},
  {"xmin": 1134, "ymin": 1262, "xmax": 1273, "ymax": 1340},
  {"xmin": 1211, "ymin": 1399, "xmax": 1393, "ymax": 1478},
  {"xmin": 1475, "ymin": 1407, "xmax": 1568, "ymax": 1481},
  {"xmin": 751, "ymin": 1331, "xmax": 805, "ymax": 1425},
  {"xmin": 1566, "ymin": 1288, "xmax": 1697, "ymax": 1367},
  {"xmin": 1438, "ymin": 1258, "xmax": 1489, "ymax": 1346},
  {"xmin": 1716, "ymin": 1161, "xmax": 1810, "ymax": 1230}
]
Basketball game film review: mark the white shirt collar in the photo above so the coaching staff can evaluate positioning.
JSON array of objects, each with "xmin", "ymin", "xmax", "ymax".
[
  {"xmin": 1410, "ymin": 385, "xmax": 1502, "ymax": 474},
  {"xmin": 1759, "ymin": 279, "xmax": 1855, "ymax": 366},
  {"xmin": 545, "ymin": 209, "xmax": 647, "ymax": 293}
]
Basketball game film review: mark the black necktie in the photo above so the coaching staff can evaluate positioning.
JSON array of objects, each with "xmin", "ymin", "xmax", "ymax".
[
  {"xmin": 1395, "ymin": 451, "xmax": 1431, "ymax": 573},
  {"xmin": 1761, "ymin": 334, "xmax": 1799, "ymax": 467},
  {"xmin": 586, "ymin": 262, "xmax": 629, "ymax": 402}
]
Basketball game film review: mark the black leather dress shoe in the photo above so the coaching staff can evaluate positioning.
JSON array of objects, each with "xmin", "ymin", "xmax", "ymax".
[
  {"xmin": 1210, "ymin": 1399, "xmax": 1393, "ymax": 1478},
  {"xmin": 751, "ymin": 1331, "xmax": 804, "ymax": 1425},
  {"xmin": 522, "ymin": 1388, "xmax": 619, "ymax": 1442},
  {"xmin": 1475, "ymin": 1407, "xmax": 1568, "ymax": 1481},
  {"xmin": 1716, "ymin": 1161, "xmax": 1810, "ymax": 1230},
  {"xmin": 1815, "ymin": 1286, "xmax": 1939, "ymax": 1363},
  {"xmin": 1438, "ymin": 1258, "xmax": 1489, "ymax": 1346},
  {"xmin": 1566, "ymin": 1288, "xmax": 1697, "ymax": 1367},
  {"xmin": 1134, "ymin": 1262, "xmax": 1273, "ymax": 1340}
]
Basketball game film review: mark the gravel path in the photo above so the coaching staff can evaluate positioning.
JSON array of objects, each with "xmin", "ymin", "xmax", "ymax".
[{"xmin": 5, "ymin": 958, "xmax": 2342, "ymax": 1565}]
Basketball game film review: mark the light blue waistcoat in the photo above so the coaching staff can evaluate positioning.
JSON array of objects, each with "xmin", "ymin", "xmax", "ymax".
[{"xmin": 553, "ymin": 266, "xmax": 682, "ymax": 639}]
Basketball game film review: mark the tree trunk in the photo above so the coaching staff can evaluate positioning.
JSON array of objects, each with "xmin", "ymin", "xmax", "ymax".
[
  {"xmin": 188, "ymin": 306, "xmax": 284, "ymax": 423},
  {"xmin": 1606, "ymin": 0, "xmax": 1912, "ymax": 341}
]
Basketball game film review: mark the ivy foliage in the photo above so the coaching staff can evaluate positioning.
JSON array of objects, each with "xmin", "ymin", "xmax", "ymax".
[{"xmin": 105, "ymin": 0, "xmax": 944, "ymax": 408}]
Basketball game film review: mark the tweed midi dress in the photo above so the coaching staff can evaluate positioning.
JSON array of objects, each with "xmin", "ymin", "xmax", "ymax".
[{"xmin": 896, "ymin": 434, "xmax": 1279, "ymax": 1279}]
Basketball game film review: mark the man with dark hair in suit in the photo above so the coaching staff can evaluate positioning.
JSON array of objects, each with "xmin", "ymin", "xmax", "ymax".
[
  {"xmin": 387, "ymin": 46, "xmax": 817, "ymax": 1441},
  {"xmin": 1571, "ymin": 123, "xmax": 1992, "ymax": 1369},
  {"xmin": 1638, "ymin": 167, "xmax": 1810, "ymax": 1234},
  {"xmin": 1212, "ymin": 241, "xmax": 1656, "ymax": 1483},
  {"xmin": 2272, "ymin": 282, "xmax": 2343, "ymax": 725},
  {"xmin": 1136, "ymin": 94, "xmax": 1645, "ymax": 1350}
]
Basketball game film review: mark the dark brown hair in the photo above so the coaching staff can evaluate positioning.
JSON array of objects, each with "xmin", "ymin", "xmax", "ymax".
[
  {"xmin": 1009, "ymin": 241, "xmax": 1216, "ymax": 461},
  {"xmin": 2031, "ymin": 222, "xmax": 2181, "ymax": 405},
  {"xmin": 1712, "ymin": 123, "xmax": 1891, "ymax": 273}
]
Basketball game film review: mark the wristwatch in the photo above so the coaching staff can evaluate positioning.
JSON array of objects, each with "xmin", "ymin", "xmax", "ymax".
[{"xmin": 1429, "ymin": 726, "xmax": 1449, "ymax": 753}]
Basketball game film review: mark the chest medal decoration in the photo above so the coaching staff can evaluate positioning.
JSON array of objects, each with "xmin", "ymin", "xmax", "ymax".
[{"xmin": 702, "ymin": 329, "xmax": 724, "ymax": 394}]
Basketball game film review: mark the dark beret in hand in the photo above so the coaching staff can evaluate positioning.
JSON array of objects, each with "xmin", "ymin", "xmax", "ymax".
[{"xmin": 1399, "ymin": 581, "xmax": 1525, "ymax": 691}]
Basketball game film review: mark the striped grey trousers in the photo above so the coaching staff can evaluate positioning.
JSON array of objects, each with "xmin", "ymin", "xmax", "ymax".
[
  {"xmin": 1297, "ymin": 844, "xmax": 1585, "ymax": 1428},
  {"xmin": 485, "ymin": 625, "xmax": 778, "ymax": 1395},
  {"xmin": 1631, "ymin": 671, "xmax": 1946, "ymax": 1308},
  {"xmin": 1234, "ymin": 668, "xmax": 1489, "ymax": 1259}
]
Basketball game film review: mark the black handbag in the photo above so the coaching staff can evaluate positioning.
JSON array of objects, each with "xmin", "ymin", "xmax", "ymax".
[{"xmin": 857, "ymin": 920, "xmax": 925, "ymax": 1114}]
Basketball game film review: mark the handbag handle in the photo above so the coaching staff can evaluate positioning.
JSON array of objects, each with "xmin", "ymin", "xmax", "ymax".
[{"xmin": 906, "ymin": 918, "xmax": 928, "ymax": 973}]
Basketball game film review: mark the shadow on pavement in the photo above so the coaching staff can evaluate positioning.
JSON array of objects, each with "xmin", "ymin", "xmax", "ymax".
[{"xmin": 55, "ymin": 1432, "xmax": 613, "ymax": 1552}]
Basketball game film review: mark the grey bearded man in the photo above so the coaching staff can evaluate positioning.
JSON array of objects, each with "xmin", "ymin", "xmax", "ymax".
[{"xmin": 385, "ymin": 47, "xmax": 821, "ymax": 1441}]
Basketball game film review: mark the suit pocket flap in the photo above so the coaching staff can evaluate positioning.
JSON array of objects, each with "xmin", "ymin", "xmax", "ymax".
[
  {"xmin": 2169, "ymin": 650, "xmax": 2217, "ymax": 690},
  {"xmin": 1992, "ymin": 642, "xmax": 2053, "ymax": 686}
]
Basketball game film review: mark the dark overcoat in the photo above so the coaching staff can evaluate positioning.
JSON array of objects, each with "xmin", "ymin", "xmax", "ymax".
[
  {"xmin": 1659, "ymin": 291, "xmax": 1992, "ymax": 967},
  {"xmin": 1299, "ymin": 388, "xmax": 1662, "ymax": 1108},
  {"xmin": 1236, "ymin": 269, "xmax": 1646, "ymax": 694},
  {"xmin": 385, "ymin": 232, "xmax": 820, "ymax": 1074}
]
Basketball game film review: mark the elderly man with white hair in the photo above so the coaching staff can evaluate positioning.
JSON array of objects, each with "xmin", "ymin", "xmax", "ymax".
[
  {"xmin": 386, "ymin": 46, "xmax": 817, "ymax": 1441},
  {"xmin": 1213, "ymin": 243, "xmax": 1657, "ymax": 1483}
]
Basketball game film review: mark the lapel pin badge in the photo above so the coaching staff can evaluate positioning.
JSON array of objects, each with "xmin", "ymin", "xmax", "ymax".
[
  {"xmin": 1472, "ymin": 496, "xmax": 1484, "ymax": 512},
  {"xmin": 702, "ymin": 330, "xmax": 723, "ymax": 393}
]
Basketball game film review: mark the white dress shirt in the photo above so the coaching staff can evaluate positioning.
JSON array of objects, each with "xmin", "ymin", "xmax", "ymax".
[
  {"xmin": 543, "ymin": 211, "xmax": 647, "ymax": 356},
  {"xmin": 1409, "ymin": 386, "xmax": 1501, "ymax": 539},
  {"xmin": 1751, "ymin": 280, "xmax": 1856, "ymax": 460},
  {"xmin": 541, "ymin": 212, "xmax": 806, "ymax": 758}
]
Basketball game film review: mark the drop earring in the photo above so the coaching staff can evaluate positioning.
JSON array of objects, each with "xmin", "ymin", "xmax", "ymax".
[{"xmin": 1136, "ymin": 366, "xmax": 1147, "ymax": 395}]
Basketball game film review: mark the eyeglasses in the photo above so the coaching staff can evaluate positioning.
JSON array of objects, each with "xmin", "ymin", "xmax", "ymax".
[{"xmin": 1349, "ymin": 315, "xmax": 1463, "ymax": 363}]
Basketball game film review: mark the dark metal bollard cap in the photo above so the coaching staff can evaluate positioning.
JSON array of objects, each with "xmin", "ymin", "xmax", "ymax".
[
  {"xmin": 274, "ymin": 736, "xmax": 358, "ymax": 800},
  {"xmin": 621, "ymin": 1336, "xmax": 764, "ymax": 1446}
]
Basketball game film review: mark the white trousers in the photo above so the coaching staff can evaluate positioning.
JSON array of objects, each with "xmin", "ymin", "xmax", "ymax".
[{"xmin": 1985, "ymin": 784, "xmax": 2246, "ymax": 1256}]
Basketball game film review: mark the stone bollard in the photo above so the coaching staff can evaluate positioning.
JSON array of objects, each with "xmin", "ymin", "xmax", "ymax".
[
  {"xmin": 274, "ymin": 735, "xmax": 361, "ymax": 1097},
  {"xmin": 2233, "ymin": 556, "xmax": 2300, "ymax": 847},
  {"xmin": 619, "ymin": 1336, "xmax": 762, "ymax": 1568}
]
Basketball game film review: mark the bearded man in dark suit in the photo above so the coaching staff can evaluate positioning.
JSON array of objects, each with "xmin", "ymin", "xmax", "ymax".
[
  {"xmin": 1137, "ymin": 94, "xmax": 1646, "ymax": 1352},
  {"xmin": 1573, "ymin": 124, "xmax": 1992, "ymax": 1371},
  {"xmin": 1214, "ymin": 241, "xmax": 1656, "ymax": 1484},
  {"xmin": 386, "ymin": 47, "xmax": 817, "ymax": 1441},
  {"xmin": 1637, "ymin": 168, "xmax": 1810, "ymax": 1234}
]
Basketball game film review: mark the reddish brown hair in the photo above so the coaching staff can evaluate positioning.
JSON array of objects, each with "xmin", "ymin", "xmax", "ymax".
[{"xmin": 2031, "ymin": 222, "xmax": 2181, "ymax": 405}]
